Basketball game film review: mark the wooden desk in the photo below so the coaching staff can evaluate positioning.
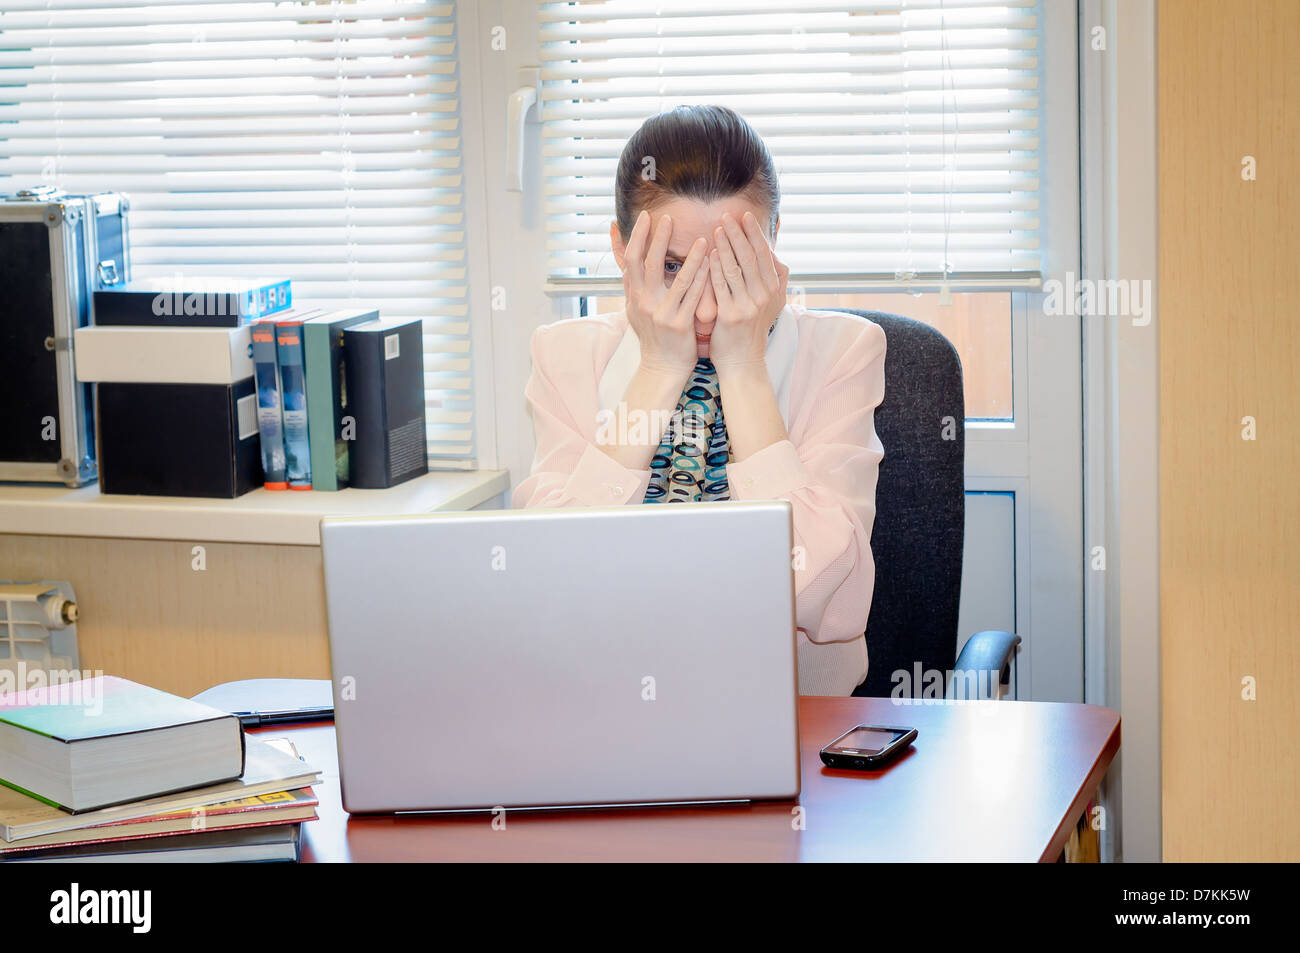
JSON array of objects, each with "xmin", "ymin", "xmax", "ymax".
[{"xmin": 253, "ymin": 696, "xmax": 1119, "ymax": 862}]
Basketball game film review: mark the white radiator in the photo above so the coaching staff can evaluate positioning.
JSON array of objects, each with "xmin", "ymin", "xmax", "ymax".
[{"xmin": 0, "ymin": 581, "xmax": 81, "ymax": 686}]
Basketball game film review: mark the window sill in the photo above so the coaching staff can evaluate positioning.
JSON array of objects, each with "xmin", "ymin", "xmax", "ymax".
[{"xmin": 0, "ymin": 470, "xmax": 510, "ymax": 546}]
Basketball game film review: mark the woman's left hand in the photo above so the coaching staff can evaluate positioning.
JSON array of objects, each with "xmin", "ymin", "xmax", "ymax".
[{"xmin": 706, "ymin": 210, "xmax": 790, "ymax": 374}]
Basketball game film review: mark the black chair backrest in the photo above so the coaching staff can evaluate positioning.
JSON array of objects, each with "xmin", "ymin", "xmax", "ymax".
[{"xmin": 832, "ymin": 310, "xmax": 965, "ymax": 697}]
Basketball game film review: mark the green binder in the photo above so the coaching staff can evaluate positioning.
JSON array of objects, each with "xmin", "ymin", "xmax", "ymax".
[{"xmin": 303, "ymin": 308, "xmax": 379, "ymax": 491}]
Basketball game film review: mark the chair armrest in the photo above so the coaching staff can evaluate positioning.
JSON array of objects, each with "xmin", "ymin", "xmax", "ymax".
[{"xmin": 952, "ymin": 630, "xmax": 1022, "ymax": 699}]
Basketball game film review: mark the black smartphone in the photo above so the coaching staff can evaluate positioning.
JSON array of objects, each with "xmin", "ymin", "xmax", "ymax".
[{"xmin": 819, "ymin": 724, "xmax": 918, "ymax": 770}]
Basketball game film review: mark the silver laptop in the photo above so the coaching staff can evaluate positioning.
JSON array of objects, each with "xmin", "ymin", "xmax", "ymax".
[{"xmin": 320, "ymin": 501, "xmax": 801, "ymax": 813}]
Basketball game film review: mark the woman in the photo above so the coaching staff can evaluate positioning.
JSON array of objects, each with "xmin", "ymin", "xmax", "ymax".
[{"xmin": 512, "ymin": 105, "xmax": 886, "ymax": 696}]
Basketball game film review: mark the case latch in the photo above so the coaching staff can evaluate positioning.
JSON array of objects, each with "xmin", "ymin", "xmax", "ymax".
[
  {"xmin": 97, "ymin": 259, "xmax": 121, "ymax": 286},
  {"xmin": 17, "ymin": 185, "xmax": 61, "ymax": 200}
]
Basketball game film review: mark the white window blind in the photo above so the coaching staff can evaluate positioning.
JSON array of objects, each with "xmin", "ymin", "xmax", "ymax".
[
  {"xmin": 0, "ymin": 0, "xmax": 475, "ymax": 467},
  {"xmin": 539, "ymin": 0, "xmax": 1042, "ymax": 294}
]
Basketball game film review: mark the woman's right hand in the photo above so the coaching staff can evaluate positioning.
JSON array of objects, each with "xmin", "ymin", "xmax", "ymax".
[{"xmin": 620, "ymin": 210, "xmax": 710, "ymax": 378}]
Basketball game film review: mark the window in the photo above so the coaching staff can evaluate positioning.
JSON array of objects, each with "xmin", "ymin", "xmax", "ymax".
[
  {"xmin": 477, "ymin": 0, "xmax": 1080, "ymax": 700},
  {"xmin": 540, "ymin": 0, "xmax": 1048, "ymax": 422},
  {"xmin": 467, "ymin": 0, "xmax": 1076, "ymax": 696},
  {"xmin": 539, "ymin": 0, "xmax": 1044, "ymax": 293},
  {"xmin": 0, "ymin": 0, "xmax": 476, "ymax": 467}
]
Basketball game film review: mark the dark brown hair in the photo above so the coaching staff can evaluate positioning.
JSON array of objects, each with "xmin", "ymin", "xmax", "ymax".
[{"xmin": 614, "ymin": 105, "xmax": 780, "ymax": 243}]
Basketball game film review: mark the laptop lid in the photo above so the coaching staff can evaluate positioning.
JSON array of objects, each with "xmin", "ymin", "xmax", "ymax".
[{"xmin": 320, "ymin": 501, "xmax": 800, "ymax": 813}]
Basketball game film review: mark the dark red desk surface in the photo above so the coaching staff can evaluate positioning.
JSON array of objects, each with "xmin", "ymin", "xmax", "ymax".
[{"xmin": 252, "ymin": 696, "xmax": 1119, "ymax": 862}]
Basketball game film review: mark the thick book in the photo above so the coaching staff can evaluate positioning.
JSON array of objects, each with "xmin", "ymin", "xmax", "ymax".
[
  {"xmin": 251, "ymin": 318, "xmax": 288, "ymax": 489},
  {"xmin": 343, "ymin": 317, "xmax": 430, "ymax": 489},
  {"xmin": 0, "ymin": 676, "xmax": 245, "ymax": 813},
  {"xmin": 0, "ymin": 735, "xmax": 319, "ymax": 843},
  {"xmin": 0, "ymin": 786, "xmax": 317, "ymax": 855},
  {"xmin": 4, "ymin": 821, "xmax": 303, "ymax": 864},
  {"xmin": 274, "ymin": 319, "xmax": 312, "ymax": 489},
  {"xmin": 303, "ymin": 308, "xmax": 378, "ymax": 491},
  {"xmin": 94, "ymin": 277, "xmax": 292, "ymax": 328}
]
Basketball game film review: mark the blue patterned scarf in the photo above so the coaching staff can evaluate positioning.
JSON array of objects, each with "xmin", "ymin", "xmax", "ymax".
[{"xmin": 643, "ymin": 358, "xmax": 731, "ymax": 503}]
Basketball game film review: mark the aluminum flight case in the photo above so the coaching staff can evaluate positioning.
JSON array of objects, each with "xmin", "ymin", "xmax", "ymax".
[{"xmin": 0, "ymin": 186, "xmax": 130, "ymax": 486}]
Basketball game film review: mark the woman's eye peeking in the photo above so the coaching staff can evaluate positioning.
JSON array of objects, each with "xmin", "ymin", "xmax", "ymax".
[{"xmin": 664, "ymin": 260, "xmax": 682, "ymax": 280}]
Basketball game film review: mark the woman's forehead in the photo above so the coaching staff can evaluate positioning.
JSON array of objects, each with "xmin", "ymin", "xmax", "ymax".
[{"xmin": 650, "ymin": 195, "xmax": 770, "ymax": 256}]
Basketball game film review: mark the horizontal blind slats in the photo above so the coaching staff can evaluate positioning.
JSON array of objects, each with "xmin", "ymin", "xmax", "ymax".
[
  {"xmin": 546, "ymin": 154, "xmax": 1039, "ymax": 176},
  {"xmin": 547, "ymin": 210, "xmax": 1039, "ymax": 230},
  {"xmin": 0, "ymin": 76, "xmax": 456, "ymax": 103},
  {"xmin": 115, "ymin": 189, "xmax": 465, "ymax": 210},
  {"xmin": 131, "ymin": 226, "xmax": 468, "ymax": 245},
  {"xmin": 1, "ymin": 1, "xmax": 452, "ymax": 29},
  {"xmin": 542, "ymin": 0, "xmax": 1042, "ymax": 285},
  {"xmin": 0, "ymin": 118, "xmax": 455, "ymax": 139},
  {"xmin": 541, "ymin": 131, "xmax": 1039, "ymax": 158},
  {"xmin": 555, "ymin": 251, "xmax": 1040, "ymax": 270},
  {"xmin": 546, "ymin": 172, "xmax": 1041, "ymax": 194},
  {"xmin": 0, "ymin": 19, "xmax": 454, "ymax": 46},
  {"xmin": 540, "ymin": 33, "xmax": 1038, "ymax": 60},
  {"xmin": 540, "ymin": 12, "xmax": 1035, "ymax": 43},
  {"xmin": 129, "ymin": 209, "xmax": 464, "ymax": 228},
  {"xmin": 541, "ymin": 49, "xmax": 1036, "ymax": 79},
  {"xmin": 540, "ymin": 94, "xmax": 1038, "ymax": 122},
  {"xmin": 540, "ymin": 114, "xmax": 1037, "ymax": 137},
  {"xmin": 539, "ymin": 72, "xmax": 1037, "ymax": 100},
  {"xmin": 538, "ymin": 0, "xmax": 1034, "ymax": 22},
  {"xmin": 0, "ymin": 135, "xmax": 463, "ymax": 156},
  {"xmin": 13, "ymin": 59, "xmax": 453, "ymax": 83},
  {"xmin": 0, "ymin": 99, "xmax": 460, "ymax": 120},
  {"xmin": 5, "ymin": 170, "xmax": 462, "ymax": 190},
  {"xmin": 1, "ymin": 0, "xmax": 475, "ymax": 466},
  {"xmin": 2, "ymin": 0, "xmax": 453, "ymax": 12},
  {"xmin": 0, "ymin": 155, "xmax": 462, "ymax": 175},
  {"xmin": 0, "ymin": 36, "xmax": 448, "ymax": 66},
  {"xmin": 547, "ymin": 192, "xmax": 1039, "ymax": 213}
]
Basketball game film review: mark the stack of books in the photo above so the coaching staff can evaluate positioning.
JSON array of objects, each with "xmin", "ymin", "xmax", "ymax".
[
  {"xmin": 249, "ymin": 306, "xmax": 430, "ymax": 491},
  {"xmin": 0, "ymin": 675, "xmax": 320, "ymax": 863},
  {"xmin": 76, "ymin": 274, "xmax": 431, "ymax": 496}
]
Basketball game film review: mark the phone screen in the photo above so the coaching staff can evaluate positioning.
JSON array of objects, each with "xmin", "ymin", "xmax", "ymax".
[{"xmin": 830, "ymin": 726, "xmax": 909, "ymax": 754}]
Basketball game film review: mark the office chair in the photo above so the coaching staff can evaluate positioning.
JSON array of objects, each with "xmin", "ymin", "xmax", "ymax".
[{"xmin": 832, "ymin": 309, "xmax": 1020, "ymax": 701}]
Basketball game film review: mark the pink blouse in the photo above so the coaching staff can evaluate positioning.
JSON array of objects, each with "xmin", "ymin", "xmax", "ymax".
[{"xmin": 511, "ymin": 303, "xmax": 886, "ymax": 696}]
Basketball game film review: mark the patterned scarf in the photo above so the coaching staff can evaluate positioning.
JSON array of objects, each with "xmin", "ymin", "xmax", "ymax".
[{"xmin": 644, "ymin": 358, "xmax": 732, "ymax": 503}]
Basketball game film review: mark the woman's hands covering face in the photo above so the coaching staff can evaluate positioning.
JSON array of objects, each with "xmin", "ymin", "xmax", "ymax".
[
  {"xmin": 620, "ymin": 209, "xmax": 709, "ymax": 378},
  {"xmin": 706, "ymin": 210, "xmax": 789, "ymax": 374}
]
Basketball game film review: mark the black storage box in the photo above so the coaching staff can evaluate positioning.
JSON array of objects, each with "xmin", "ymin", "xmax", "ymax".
[{"xmin": 96, "ymin": 380, "xmax": 262, "ymax": 498}]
